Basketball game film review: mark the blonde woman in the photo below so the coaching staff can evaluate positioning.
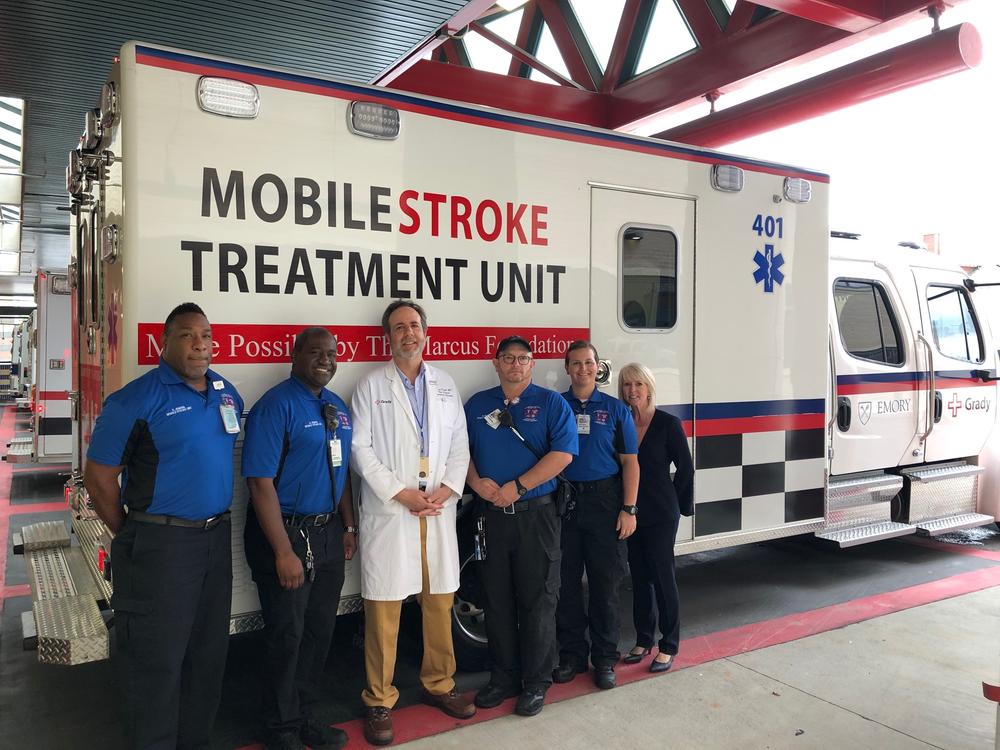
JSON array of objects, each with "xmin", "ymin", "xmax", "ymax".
[{"xmin": 618, "ymin": 363, "xmax": 694, "ymax": 673}]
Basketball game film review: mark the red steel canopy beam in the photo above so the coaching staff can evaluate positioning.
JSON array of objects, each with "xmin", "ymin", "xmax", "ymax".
[
  {"xmin": 388, "ymin": 59, "xmax": 606, "ymax": 126},
  {"xmin": 471, "ymin": 21, "xmax": 583, "ymax": 88},
  {"xmin": 657, "ymin": 22, "xmax": 982, "ymax": 148},
  {"xmin": 751, "ymin": 0, "xmax": 884, "ymax": 32}
]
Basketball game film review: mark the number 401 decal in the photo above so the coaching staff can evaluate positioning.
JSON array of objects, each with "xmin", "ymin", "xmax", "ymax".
[{"xmin": 752, "ymin": 214, "xmax": 783, "ymax": 238}]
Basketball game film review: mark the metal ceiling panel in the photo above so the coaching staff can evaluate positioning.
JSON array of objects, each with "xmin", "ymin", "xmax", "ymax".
[{"xmin": 0, "ymin": 0, "xmax": 471, "ymax": 275}]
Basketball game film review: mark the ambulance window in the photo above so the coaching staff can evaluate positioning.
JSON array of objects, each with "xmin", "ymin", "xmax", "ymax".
[
  {"xmin": 621, "ymin": 227, "xmax": 677, "ymax": 329},
  {"xmin": 926, "ymin": 285, "xmax": 983, "ymax": 363},
  {"xmin": 833, "ymin": 279, "xmax": 903, "ymax": 365}
]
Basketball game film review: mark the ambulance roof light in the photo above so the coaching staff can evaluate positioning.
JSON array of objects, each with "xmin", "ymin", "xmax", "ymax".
[
  {"xmin": 348, "ymin": 101, "xmax": 400, "ymax": 140},
  {"xmin": 197, "ymin": 77, "xmax": 259, "ymax": 119},
  {"xmin": 784, "ymin": 177, "xmax": 812, "ymax": 204},
  {"xmin": 710, "ymin": 164, "xmax": 744, "ymax": 193}
]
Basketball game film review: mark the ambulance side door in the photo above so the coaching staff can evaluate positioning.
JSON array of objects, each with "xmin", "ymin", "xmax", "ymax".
[
  {"xmin": 911, "ymin": 268, "xmax": 997, "ymax": 462},
  {"xmin": 830, "ymin": 261, "xmax": 920, "ymax": 475},
  {"xmin": 589, "ymin": 186, "xmax": 695, "ymax": 542}
]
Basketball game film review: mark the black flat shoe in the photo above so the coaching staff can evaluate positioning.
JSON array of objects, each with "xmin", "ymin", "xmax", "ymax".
[
  {"xmin": 649, "ymin": 655, "xmax": 673, "ymax": 673},
  {"xmin": 623, "ymin": 647, "xmax": 651, "ymax": 665},
  {"xmin": 593, "ymin": 666, "xmax": 616, "ymax": 690}
]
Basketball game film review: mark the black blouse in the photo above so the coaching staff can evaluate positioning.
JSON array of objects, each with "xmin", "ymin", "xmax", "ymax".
[{"xmin": 636, "ymin": 410, "xmax": 694, "ymax": 527}]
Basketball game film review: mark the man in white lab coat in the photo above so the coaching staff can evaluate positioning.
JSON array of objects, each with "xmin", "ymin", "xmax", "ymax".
[{"xmin": 351, "ymin": 300, "xmax": 475, "ymax": 746}]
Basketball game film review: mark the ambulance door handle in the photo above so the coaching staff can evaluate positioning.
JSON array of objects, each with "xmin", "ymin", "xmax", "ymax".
[
  {"xmin": 836, "ymin": 397, "xmax": 851, "ymax": 432},
  {"xmin": 596, "ymin": 359, "xmax": 612, "ymax": 386},
  {"xmin": 933, "ymin": 392, "xmax": 943, "ymax": 423},
  {"xmin": 916, "ymin": 333, "xmax": 935, "ymax": 442}
]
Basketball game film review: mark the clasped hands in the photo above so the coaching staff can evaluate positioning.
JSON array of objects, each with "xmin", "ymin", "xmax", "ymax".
[
  {"xmin": 394, "ymin": 485, "xmax": 452, "ymax": 516},
  {"xmin": 470, "ymin": 477, "xmax": 520, "ymax": 508}
]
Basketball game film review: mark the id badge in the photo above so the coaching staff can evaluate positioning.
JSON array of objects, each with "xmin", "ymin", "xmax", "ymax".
[
  {"xmin": 219, "ymin": 395, "xmax": 240, "ymax": 434},
  {"xmin": 576, "ymin": 413, "xmax": 591, "ymax": 435},
  {"xmin": 419, "ymin": 455, "xmax": 430, "ymax": 480},
  {"xmin": 485, "ymin": 409, "xmax": 503, "ymax": 429},
  {"xmin": 329, "ymin": 438, "xmax": 343, "ymax": 468}
]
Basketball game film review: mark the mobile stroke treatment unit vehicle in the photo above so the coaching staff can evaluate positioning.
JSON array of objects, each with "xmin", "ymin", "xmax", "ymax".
[{"xmin": 16, "ymin": 42, "xmax": 997, "ymax": 665}]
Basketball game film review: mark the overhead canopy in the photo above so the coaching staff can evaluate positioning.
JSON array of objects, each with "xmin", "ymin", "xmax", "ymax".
[{"xmin": 0, "ymin": 0, "xmax": 979, "ymax": 287}]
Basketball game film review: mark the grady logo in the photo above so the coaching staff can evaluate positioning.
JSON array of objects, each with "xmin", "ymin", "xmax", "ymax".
[
  {"xmin": 374, "ymin": 399, "xmax": 392, "ymax": 406},
  {"xmin": 948, "ymin": 393, "xmax": 962, "ymax": 418}
]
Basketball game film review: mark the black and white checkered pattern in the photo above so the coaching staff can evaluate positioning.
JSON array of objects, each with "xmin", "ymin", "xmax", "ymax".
[{"xmin": 692, "ymin": 429, "xmax": 825, "ymax": 537}]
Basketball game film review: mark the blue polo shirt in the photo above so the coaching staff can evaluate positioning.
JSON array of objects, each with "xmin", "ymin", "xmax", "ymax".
[
  {"xmin": 87, "ymin": 358, "xmax": 244, "ymax": 520},
  {"xmin": 562, "ymin": 387, "xmax": 638, "ymax": 482},
  {"xmin": 465, "ymin": 383, "xmax": 577, "ymax": 500},
  {"xmin": 241, "ymin": 375, "xmax": 352, "ymax": 515}
]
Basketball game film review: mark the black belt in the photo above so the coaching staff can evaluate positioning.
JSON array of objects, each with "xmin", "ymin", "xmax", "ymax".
[
  {"xmin": 282, "ymin": 512, "xmax": 334, "ymax": 528},
  {"xmin": 129, "ymin": 510, "xmax": 230, "ymax": 530},
  {"xmin": 486, "ymin": 493, "xmax": 554, "ymax": 515},
  {"xmin": 570, "ymin": 476, "xmax": 620, "ymax": 494}
]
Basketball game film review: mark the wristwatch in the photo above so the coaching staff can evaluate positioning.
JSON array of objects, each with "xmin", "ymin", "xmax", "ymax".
[
  {"xmin": 345, "ymin": 526, "xmax": 358, "ymax": 534},
  {"xmin": 514, "ymin": 477, "xmax": 529, "ymax": 497},
  {"xmin": 621, "ymin": 504, "xmax": 638, "ymax": 516}
]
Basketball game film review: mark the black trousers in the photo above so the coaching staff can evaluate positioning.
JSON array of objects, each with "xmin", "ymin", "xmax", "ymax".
[
  {"xmin": 244, "ymin": 509, "xmax": 346, "ymax": 735},
  {"xmin": 110, "ymin": 517, "xmax": 233, "ymax": 750},
  {"xmin": 627, "ymin": 517, "xmax": 680, "ymax": 655},
  {"xmin": 556, "ymin": 483, "xmax": 626, "ymax": 668},
  {"xmin": 477, "ymin": 499, "xmax": 561, "ymax": 691}
]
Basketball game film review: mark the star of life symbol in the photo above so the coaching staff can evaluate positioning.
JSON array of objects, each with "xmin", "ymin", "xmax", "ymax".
[
  {"xmin": 753, "ymin": 243, "xmax": 785, "ymax": 293},
  {"xmin": 858, "ymin": 401, "xmax": 872, "ymax": 425}
]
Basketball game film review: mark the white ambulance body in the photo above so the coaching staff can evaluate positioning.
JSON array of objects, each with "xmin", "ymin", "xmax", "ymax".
[
  {"xmin": 970, "ymin": 264, "xmax": 1000, "ymax": 523},
  {"xmin": 11, "ymin": 316, "xmax": 32, "ymax": 398},
  {"xmin": 48, "ymin": 42, "xmax": 995, "ymax": 656},
  {"xmin": 5, "ymin": 272, "xmax": 73, "ymax": 464}
]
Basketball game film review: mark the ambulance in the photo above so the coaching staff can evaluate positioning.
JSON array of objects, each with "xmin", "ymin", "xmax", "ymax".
[
  {"xmin": 5, "ymin": 270, "xmax": 72, "ymax": 464},
  {"xmin": 19, "ymin": 42, "xmax": 995, "ymax": 665}
]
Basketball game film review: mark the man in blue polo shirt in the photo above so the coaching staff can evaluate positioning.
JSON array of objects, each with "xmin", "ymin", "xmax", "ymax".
[
  {"xmin": 84, "ymin": 302, "xmax": 243, "ymax": 750},
  {"xmin": 554, "ymin": 340, "xmax": 638, "ymax": 691},
  {"xmin": 242, "ymin": 327, "xmax": 356, "ymax": 750},
  {"xmin": 465, "ymin": 335, "xmax": 577, "ymax": 717}
]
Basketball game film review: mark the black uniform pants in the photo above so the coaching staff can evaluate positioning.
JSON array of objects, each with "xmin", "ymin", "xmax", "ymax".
[
  {"xmin": 110, "ymin": 516, "xmax": 233, "ymax": 750},
  {"xmin": 556, "ymin": 482, "xmax": 625, "ymax": 668},
  {"xmin": 244, "ymin": 509, "xmax": 346, "ymax": 736},
  {"xmin": 478, "ymin": 498, "xmax": 561, "ymax": 691},
  {"xmin": 627, "ymin": 517, "xmax": 680, "ymax": 655}
]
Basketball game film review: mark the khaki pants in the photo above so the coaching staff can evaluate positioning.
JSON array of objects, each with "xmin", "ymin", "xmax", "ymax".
[{"xmin": 362, "ymin": 516, "xmax": 456, "ymax": 708}]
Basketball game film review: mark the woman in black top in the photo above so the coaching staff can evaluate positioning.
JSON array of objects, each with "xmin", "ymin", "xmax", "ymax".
[{"xmin": 618, "ymin": 362, "xmax": 694, "ymax": 673}]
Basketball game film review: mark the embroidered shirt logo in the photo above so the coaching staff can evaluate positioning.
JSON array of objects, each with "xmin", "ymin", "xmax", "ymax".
[
  {"xmin": 522, "ymin": 406, "xmax": 541, "ymax": 422},
  {"xmin": 594, "ymin": 410, "xmax": 609, "ymax": 425},
  {"xmin": 165, "ymin": 405, "xmax": 193, "ymax": 418}
]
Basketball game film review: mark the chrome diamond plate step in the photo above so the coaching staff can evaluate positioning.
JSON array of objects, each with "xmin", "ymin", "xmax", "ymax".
[
  {"xmin": 828, "ymin": 472, "xmax": 903, "ymax": 502},
  {"xmin": 34, "ymin": 596, "xmax": 108, "ymax": 665},
  {"xmin": 816, "ymin": 521, "xmax": 916, "ymax": 548},
  {"xmin": 5, "ymin": 439, "xmax": 34, "ymax": 462},
  {"xmin": 21, "ymin": 520, "xmax": 70, "ymax": 551},
  {"xmin": 902, "ymin": 462, "xmax": 985, "ymax": 483},
  {"xmin": 915, "ymin": 513, "xmax": 996, "ymax": 537}
]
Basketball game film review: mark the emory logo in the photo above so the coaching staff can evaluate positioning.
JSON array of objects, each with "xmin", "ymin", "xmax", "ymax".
[
  {"xmin": 858, "ymin": 402, "xmax": 872, "ymax": 425},
  {"xmin": 522, "ymin": 406, "xmax": 541, "ymax": 422}
]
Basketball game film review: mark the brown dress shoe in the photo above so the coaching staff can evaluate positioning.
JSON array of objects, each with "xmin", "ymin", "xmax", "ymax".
[
  {"xmin": 364, "ymin": 706, "xmax": 394, "ymax": 746},
  {"xmin": 421, "ymin": 688, "xmax": 477, "ymax": 719}
]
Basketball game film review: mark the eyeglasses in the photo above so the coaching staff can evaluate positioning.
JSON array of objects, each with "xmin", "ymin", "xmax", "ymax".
[{"xmin": 498, "ymin": 354, "xmax": 533, "ymax": 365}]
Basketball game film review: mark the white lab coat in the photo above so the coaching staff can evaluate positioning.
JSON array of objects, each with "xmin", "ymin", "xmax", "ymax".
[{"xmin": 351, "ymin": 362, "xmax": 470, "ymax": 600}]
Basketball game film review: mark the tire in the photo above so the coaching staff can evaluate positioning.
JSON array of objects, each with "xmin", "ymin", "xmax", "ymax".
[{"xmin": 452, "ymin": 500, "xmax": 489, "ymax": 672}]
